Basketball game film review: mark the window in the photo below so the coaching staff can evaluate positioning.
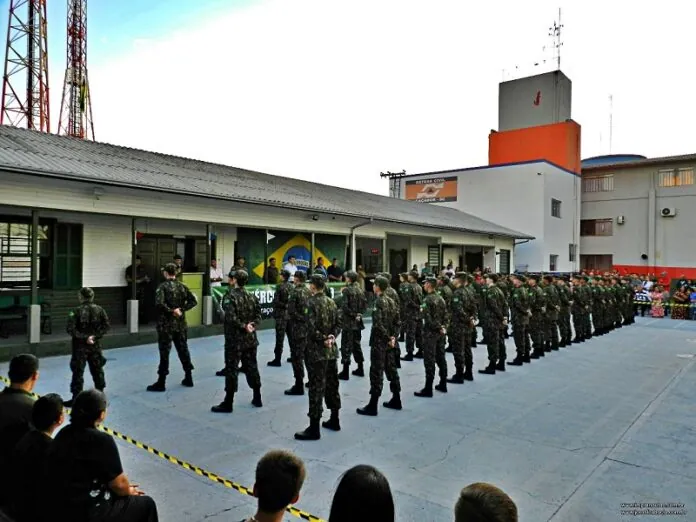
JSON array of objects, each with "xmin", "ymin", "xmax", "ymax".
[
  {"xmin": 427, "ymin": 246, "xmax": 441, "ymax": 271},
  {"xmin": 580, "ymin": 219, "xmax": 613, "ymax": 237},
  {"xmin": 0, "ymin": 219, "xmax": 52, "ymax": 287},
  {"xmin": 498, "ymin": 249, "xmax": 510, "ymax": 274},
  {"xmin": 582, "ymin": 175, "xmax": 614, "ymax": 192},
  {"xmin": 551, "ymin": 199, "xmax": 562, "ymax": 218},
  {"xmin": 53, "ymin": 223, "xmax": 83, "ymax": 290},
  {"xmin": 658, "ymin": 168, "xmax": 694, "ymax": 187},
  {"xmin": 580, "ymin": 254, "xmax": 613, "ymax": 271},
  {"xmin": 569, "ymin": 243, "xmax": 576, "ymax": 262},
  {"xmin": 549, "ymin": 254, "xmax": 558, "ymax": 271}
]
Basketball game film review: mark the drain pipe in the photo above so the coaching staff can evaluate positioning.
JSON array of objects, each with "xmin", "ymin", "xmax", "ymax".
[{"xmin": 349, "ymin": 217, "xmax": 374, "ymax": 270}]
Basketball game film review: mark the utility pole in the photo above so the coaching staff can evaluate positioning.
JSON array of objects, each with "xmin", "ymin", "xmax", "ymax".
[{"xmin": 379, "ymin": 170, "xmax": 407, "ymax": 198}]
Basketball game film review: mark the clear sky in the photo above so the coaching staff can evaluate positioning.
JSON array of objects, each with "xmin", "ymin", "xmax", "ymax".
[{"xmin": 2, "ymin": 0, "xmax": 694, "ymax": 195}]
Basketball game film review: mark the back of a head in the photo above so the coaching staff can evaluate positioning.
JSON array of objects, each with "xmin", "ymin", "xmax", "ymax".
[
  {"xmin": 329, "ymin": 465, "xmax": 395, "ymax": 522},
  {"xmin": 454, "ymin": 482, "xmax": 518, "ymax": 522},
  {"xmin": 70, "ymin": 389, "xmax": 107, "ymax": 428},
  {"xmin": 8, "ymin": 354, "xmax": 39, "ymax": 384},
  {"xmin": 32, "ymin": 393, "xmax": 64, "ymax": 431},
  {"xmin": 255, "ymin": 450, "xmax": 306, "ymax": 514}
]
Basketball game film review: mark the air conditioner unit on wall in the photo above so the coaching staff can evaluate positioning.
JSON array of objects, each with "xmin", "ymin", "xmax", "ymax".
[
  {"xmin": 661, "ymin": 207, "xmax": 677, "ymax": 217},
  {"xmin": 617, "ymin": 216, "xmax": 625, "ymax": 225}
]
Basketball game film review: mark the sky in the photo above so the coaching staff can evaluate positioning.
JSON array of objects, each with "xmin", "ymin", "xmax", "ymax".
[{"xmin": 2, "ymin": 0, "xmax": 695, "ymax": 195}]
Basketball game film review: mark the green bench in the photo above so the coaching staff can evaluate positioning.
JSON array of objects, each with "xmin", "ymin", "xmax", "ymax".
[
  {"xmin": 0, "ymin": 295, "xmax": 52, "ymax": 337},
  {"xmin": 0, "ymin": 295, "xmax": 24, "ymax": 338}
]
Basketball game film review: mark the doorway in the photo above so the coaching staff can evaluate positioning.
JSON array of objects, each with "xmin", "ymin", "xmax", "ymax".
[
  {"xmin": 465, "ymin": 251, "xmax": 483, "ymax": 272},
  {"xmin": 389, "ymin": 249, "xmax": 407, "ymax": 288}
]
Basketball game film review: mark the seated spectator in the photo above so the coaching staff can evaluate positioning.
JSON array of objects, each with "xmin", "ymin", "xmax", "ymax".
[
  {"xmin": 328, "ymin": 464, "xmax": 395, "ymax": 522},
  {"xmin": 239, "ymin": 450, "xmax": 306, "ymax": 522},
  {"xmin": 454, "ymin": 482, "xmax": 517, "ymax": 522},
  {"xmin": 45, "ymin": 389, "xmax": 159, "ymax": 522},
  {"xmin": 7, "ymin": 393, "xmax": 64, "ymax": 522},
  {"xmin": 0, "ymin": 354, "xmax": 39, "ymax": 507}
]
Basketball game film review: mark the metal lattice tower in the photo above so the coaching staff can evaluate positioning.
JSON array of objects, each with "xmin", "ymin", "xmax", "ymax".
[
  {"xmin": 58, "ymin": 0, "xmax": 94, "ymax": 140},
  {"xmin": 1, "ymin": 0, "xmax": 51, "ymax": 132}
]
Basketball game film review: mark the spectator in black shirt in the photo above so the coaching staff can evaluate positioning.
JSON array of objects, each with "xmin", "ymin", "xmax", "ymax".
[
  {"xmin": 239, "ymin": 450, "xmax": 306, "ymax": 522},
  {"xmin": 327, "ymin": 258, "xmax": 344, "ymax": 282},
  {"xmin": 7, "ymin": 393, "xmax": 64, "ymax": 522},
  {"xmin": 46, "ymin": 389, "xmax": 159, "ymax": 522},
  {"xmin": 0, "ymin": 354, "xmax": 39, "ymax": 507},
  {"xmin": 328, "ymin": 465, "xmax": 395, "ymax": 522}
]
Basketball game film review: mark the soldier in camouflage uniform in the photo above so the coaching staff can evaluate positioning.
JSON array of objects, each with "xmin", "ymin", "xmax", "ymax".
[
  {"xmin": 471, "ymin": 273, "xmax": 485, "ymax": 346},
  {"xmin": 620, "ymin": 277, "xmax": 634, "ymax": 325},
  {"xmin": 338, "ymin": 271, "xmax": 368, "ymax": 380},
  {"xmin": 398, "ymin": 272, "xmax": 409, "ymax": 342},
  {"xmin": 498, "ymin": 275, "xmax": 511, "ymax": 339},
  {"xmin": 570, "ymin": 275, "xmax": 587, "ymax": 343},
  {"xmin": 541, "ymin": 275, "xmax": 560, "ymax": 352},
  {"xmin": 285, "ymin": 271, "xmax": 311, "ymax": 396},
  {"xmin": 581, "ymin": 276, "xmax": 594, "ymax": 340},
  {"xmin": 401, "ymin": 271, "xmax": 422, "ymax": 361},
  {"xmin": 609, "ymin": 277, "xmax": 623, "ymax": 328},
  {"xmin": 64, "ymin": 287, "xmax": 110, "ymax": 407},
  {"xmin": 147, "ymin": 263, "xmax": 198, "ymax": 392},
  {"xmin": 436, "ymin": 275, "xmax": 453, "ymax": 373},
  {"xmin": 357, "ymin": 276, "xmax": 401, "ymax": 416},
  {"xmin": 526, "ymin": 274, "xmax": 547, "ymax": 359},
  {"xmin": 479, "ymin": 274, "xmax": 507, "ymax": 374},
  {"xmin": 447, "ymin": 272, "xmax": 477, "ymax": 383},
  {"xmin": 268, "ymin": 269, "xmax": 292, "ymax": 367},
  {"xmin": 411, "ymin": 271, "xmax": 425, "ymax": 358},
  {"xmin": 507, "ymin": 275, "xmax": 531, "ymax": 366},
  {"xmin": 590, "ymin": 278, "xmax": 605, "ymax": 335},
  {"xmin": 555, "ymin": 276, "xmax": 572, "ymax": 347},
  {"xmin": 415, "ymin": 277, "xmax": 447, "ymax": 397},
  {"xmin": 295, "ymin": 274, "xmax": 342, "ymax": 441},
  {"xmin": 379, "ymin": 272, "xmax": 402, "ymax": 368},
  {"xmin": 212, "ymin": 269, "xmax": 263, "ymax": 413}
]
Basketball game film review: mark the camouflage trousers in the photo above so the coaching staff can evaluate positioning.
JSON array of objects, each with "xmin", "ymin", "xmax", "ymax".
[
  {"xmin": 583, "ymin": 309, "xmax": 593, "ymax": 336},
  {"xmin": 484, "ymin": 322, "xmax": 501, "ymax": 364},
  {"xmin": 529, "ymin": 314, "xmax": 545, "ymax": 348},
  {"xmin": 368, "ymin": 341, "xmax": 401, "ymax": 397},
  {"xmin": 224, "ymin": 336, "xmax": 261, "ymax": 393},
  {"xmin": 511, "ymin": 320, "xmax": 528, "ymax": 358},
  {"xmin": 157, "ymin": 327, "xmax": 194, "ymax": 377},
  {"xmin": 403, "ymin": 315, "xmax": 418, "ymax": 355},
  {"xmin": 70, "ymin": 339, "xmax": 106, "ymax": 395},
  {"xmin": 450, "ymin": 325, "xmax": 473, "ymax": 374},
  {"xmin": 274, "ymin": 315, "xmax": 289, "ymax": 358},
  {"xmin": 289, "ymin": 331, "xmax": 307, "ymax": 381},
  {"xmin": 423, "ymin": 331, "xmax": 446, "ymax": 383},
  {"xmin": 558, "ymin": 309, "xmax": 571, "ymax": 340},
  {"xmin": 545, "ymin": 316, "xmax": 559, "ymax": 347},
  {"xmin": 571, "ymin": 308, "xmax": 584, "ymax": 339},
  {"xmin": 415, "ymin": 319, "xmax": 423, "ymax": 350},
  {"xmin": 340, "ymin": 328, "xmax": 364, "ymax": 366},
  {"xmin": 307, "ymin": 354, "xmax": 341, "ymax": 420}
]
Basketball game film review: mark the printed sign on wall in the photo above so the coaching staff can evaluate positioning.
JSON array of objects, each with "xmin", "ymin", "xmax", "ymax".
[{"xmin": 404, "ymin": 176, "xmax": 458, "ymax": 203}]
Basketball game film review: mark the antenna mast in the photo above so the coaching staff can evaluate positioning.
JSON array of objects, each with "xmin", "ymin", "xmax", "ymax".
[
  {"xmin": 609, "ymin": 94, "xmax": 613, "ymax": 153},
  {"xmin": 380, "ymin": 170, "xmax": 407, "ymax": 198},
  {"xmin": 548, "ymin": 8, "xmax": 563, "ymax": 70}
]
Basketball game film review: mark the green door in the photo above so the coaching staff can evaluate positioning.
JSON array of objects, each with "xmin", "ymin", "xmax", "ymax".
[{"xmin": 54, "ymin": 223, "xmax": 83, "ymax": 290}]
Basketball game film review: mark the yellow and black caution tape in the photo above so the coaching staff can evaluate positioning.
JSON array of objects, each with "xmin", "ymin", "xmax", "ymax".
[
  {"xmin": 632, "ymin": 301, "xmax": 694, "ymax": 307},
  {"xmin": 0, "ymin": 376, "xmax": 324, "ymax": 522}
]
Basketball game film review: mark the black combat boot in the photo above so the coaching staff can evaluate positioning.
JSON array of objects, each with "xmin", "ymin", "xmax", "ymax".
[
  {"xmin": 414, "ymin": 350, "xmax": 424, "ymax": 359},
  {"xmin": 252, "ymin": 388, "xmax": 263, "ymax": 407},
  {"xmin": 463, "ymin": 365, "xmax": 474, "ymax": 381},
  {"xmin": 414, "ymin": 379, "xmax": 434, "ymax": 397},
  {"xmin": 286, "ymin": 357, "xmax": 293, "ymax": 363},
  {"xmin": 181, "ymin": 371, "xmax": 194, "ymax": 387},
  {"xmin": 402, "ymin": 353, "xmax": 414, "ymax": 361},
  {"xmin": 294, "ymin": 418, "xmax": 321, "ymax": 440},
  {"xmin": 211, "ymin": 393, "xmax": 234, "ymax": 413},
  {"xmin": 356, "ymin": 394, "xmax": 379, "ymax": 416},
  {"xmin": 383, "ymin": 393, "xmax": 402, "ymax": 410},
  {"xmin": 63, "ymin": 394, "xmax": 78, "ymax": 407},
  {"xmin": 495, "ymin": 360, "xmax": 506, "ymax": 372},
  {"xmin": 445, "ymin": 345, "xmax": 453, "ymax": 353},
  {"xmin": 352, "ymin": 362, "xmax": 365, "ymax": 377},
  {"xmin": 447, "ymin": 372, "xmax": 465, "ymax": 384},
  {"xmin": 267, "ymin": 357, "xmax": 281, "ymax": 367},
  {"xmin": 434, "ymin": 380, "xmax": 448, "ymax": 393},
  {"xmin": 551, "ymin": 340, "xmax": 559, "ymax": 351},
  {"xmin": 146, "ymin": 376, "xmax": 166, "ymax": 392},
  {"xmin": 215, "ymin": 367, "xmax": 226, "ymax": 376},
  {"xmin": 508, "ymin": 356, "xmax": 523, "ymax": 366},
  {"xmin": 338, "ymin": 363, "xmax": 350, "ymax": 380},
  {"xmin": 284, "ymin": 379, "xmax": 305, "ymax": 396},
  {"xmin": 522, "ymin": 353, "xmax": 532, "ymax": 363},
  {"xmin": 322, "ymin": 410, "xmax": 341, "ymax": 431}
]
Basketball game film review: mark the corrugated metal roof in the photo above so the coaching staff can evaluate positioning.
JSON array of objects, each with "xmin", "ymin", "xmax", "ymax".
[
  {"xmin": 0, "ymin": 126, "xmax": 533, "ymax": 239},
  {"xmin": 582, "ymin": 153, "xmax": 696, "ymax": 172}
]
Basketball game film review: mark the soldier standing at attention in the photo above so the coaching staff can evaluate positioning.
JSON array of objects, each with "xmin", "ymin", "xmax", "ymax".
[
  {"xmin": 338, "ymin": 271, "xmax": 368, "ymax": 380},
  {"xmin": 570, "ymin": 275, "xmax": 586, "ymax": 343},
  {"xmin": 435, "ymin": 275, "xmax": 452, "ymax": 383},
  {"xmin": 295, "ymin": 275, "xmax": 342, "ymax": 441},
  {"xmin": 479, "ymin": 274, "xmax": 507, "ymax": 375},
  {"xmin": 447, "ymin": 273, "xmax": 475, "ymax": 383},
  {"xmin": 507, "ymin": 275, "xmax": 531, "ymax": 366},
  {"xmin": 414, "ymin": 277, "xmax": 447, "ymax": 397},
  {"xmin": 356, "ymin": 276, "xmax": 401, "ymax": 416},
  {"xmin": 397, "ymin": 272, "xmax": 409, "ymax": 342},
  {"xmin": 285, "ymin": 271, "xmax": 311, "ymax": 396},
  {"xmin": 541, "ymin": 275, "xmax": 561, "ymax": 352},
  {"xmin": 268, "ymin": 269, "xmax": 292, "ymax": 367},
  {"xmin": 64, "ymin": 287, "xmax": 110, "ymax": 407},
  {"xmin": 412, "ymin": 271, "xmax": 425, "ymax": 358},
  {"xmin": 379, "ymin": 272, "xmax": 402, "ymax": 368},
  {"xmin": 401, "ymin": 271, "xmax": 422, "ymax": 361},
  {"xmin": 212, "ymin": 270, "xmax": 263, "ymax": 413},
  {"xmin": 147, "ymin": 263, "xmax": 197, "ymax": 392},
  {"xmin": 526, "ymin": 274, "xmax": 546, "ymax": 359},
  {"xmin": 555, "ymin": 276, "xmax": 572, "ymax": 347}
]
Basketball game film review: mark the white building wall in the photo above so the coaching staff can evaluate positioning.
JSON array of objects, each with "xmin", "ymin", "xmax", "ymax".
[
  {"xmin": 410, "ymin": 237, "xmax": 430, "ymax": 269},
  {"xmin": 543, "ymin": 167, "xmax": 581, "ymax": 272}
]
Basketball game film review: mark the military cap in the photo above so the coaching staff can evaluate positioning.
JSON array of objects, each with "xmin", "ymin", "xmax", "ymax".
[
  {"xmin": 294, "ymin": 270, "xmax": 307, "ymax": 282},
  {"xmin": 454, "ymin": 271, "xmax": 468, "ymax": 281},
  {"xmin": 163, "ymin": 263, "xmax": 179, "ymax": 276},
  {"xmin": 280, "ymin": 269, "xmax": 291, "ymax": 280},
  {"xmin": 466, "ymin": 274, "xmax": 475, "ymax": 283},
  {"xmin": 233, "ymin": 269, "xmax": 249, "ymax": 286},
  {"xmin": 374, "ymin": 276, "xmax": 389, "ymax": 291},
  {"xmin": 309, "ymin": 274, "xmax": 326, "ymax": 289},
  {"xmin": 543, "ymin": 274, "xmax": 554, "ymax": 283},
  {"xmin": 516, "ymin": 274, "xmax": 527, "ymax": 283},
  {"xmin": 345, "ymin": 270, "xmax": 359, "ymax": 282},
  {"xmin": 486, "ymin": 273, "xmax": 499, "ymax": 283},
  {"xmin": 78, "ymin": 287, "xmax": 94, "ymax": 301},
  {"xmin": 526, "ymin": 273, "xmax": 538, "ymax": 281},
  {"xmin": 424, "ymin": 276, "xmax": 438, "ymax": 287},
  {"xmin": 438, "ymin": 274, "xmax": 450, "ymax": 283},
  {"xmin": 408, "ymin": 270, "xmax": 419, "ymax": 279}
]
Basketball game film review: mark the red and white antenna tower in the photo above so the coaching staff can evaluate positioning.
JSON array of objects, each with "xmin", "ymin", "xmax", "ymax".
[
  {"xmin": 58, "ymin": 0, "xmax": 94, "ymax": 140},
  {"xmin": 0, "ymin": 0, "xmax": 51, "ymax": 132}
]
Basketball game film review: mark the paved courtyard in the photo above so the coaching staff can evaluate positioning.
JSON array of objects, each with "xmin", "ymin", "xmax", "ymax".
[{"xmin": 2, "ymin": 317, "xmax": 695, "ymax": 521}]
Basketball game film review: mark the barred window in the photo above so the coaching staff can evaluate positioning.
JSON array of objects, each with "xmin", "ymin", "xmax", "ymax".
[
  {"xmin": 580, "ymin": 219, "xmax": 613, "ymax": 237},
  {"xmin": 658, "ymin": 168, "xmax": 694, "ymax": 187},
  {"xmin": 582, "ymin": 175, "xmax": 614, "ymax": 192}
]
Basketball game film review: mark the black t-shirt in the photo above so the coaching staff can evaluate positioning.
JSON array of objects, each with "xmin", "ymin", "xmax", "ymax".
[
  {"xmin": 46, "ymin": 424, "xmax": 124, "ymax": 518},
  {"xmin": 8, "ymin": 429, "xmax": 52, "ymax": 521},
  {"xmin": 0, "ymin": 388, "xmax": 35, "ymax": 506}
]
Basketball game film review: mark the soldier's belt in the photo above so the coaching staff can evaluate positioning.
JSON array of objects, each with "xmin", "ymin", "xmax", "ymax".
[{"xmin": 0, "ymin": 376, "xmax": 325, "ymax": 522}]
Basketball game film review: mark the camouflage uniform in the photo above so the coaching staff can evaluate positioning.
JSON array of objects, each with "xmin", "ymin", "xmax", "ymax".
[
  {"xmin": 339, "ymin": 281, "xmax": 367, "ymax": 371},
  {"xmin": 557, "ymin": 280, "xmax": 572, "ymax": 346},
  {"xmin": 66, "ymin": 288, "xmax": 110, "ymax": 397},
  {"xmin": 448, "ymin": 275, "xmax": 476, "ymax": 382},
  {"xmin": 481, "ymin": 281, "xmax": 507, "ymax": 372},
  {"xmin": 154, "ymin": 277, "xmax": 197, "ymax": 378},
  {"xmin": 401, "ymin": 275, "xmax": 422, "ymax": 359},
  {"xmin": 413, "ymin": 279, "xmax": 425, "ymax": 354},
  {"xmin": 527, "ymin": 281, "xmax": 546, "ymax": 358},
  {"xmin": 591, "ymin": 281, "xmax": 604, "ymax": 334},
  {"xmin": 436, "ymin": 278, "xmax": 453, "ymax": 375},
  {"xmin": 271, "ymin": 278, "xmax": 292, "ymax": 362},
  {"xmin": 471, "ymin": 279, "xmax": 485, "ymax": 345},
  {"xmin": 508, "ymin": 280, "xmax": 530, "ymax": 364},
  {"xmin": 415, "ymin": 283, "xmax": 447, "ymax": 395},
  {"xmin": 570, "ymin": 278, "xmax": 587, "ymax": 342},
  {"xmin": 581, "ymin": 279, "xmax": 594, "ymax": 338},
  {"xmin": 286, "ymin": 278, "xmax": 312, "ymax": 392},
  {"xmin": 542, "ymin": 278, "xmax": 561, "ymax": 351}
]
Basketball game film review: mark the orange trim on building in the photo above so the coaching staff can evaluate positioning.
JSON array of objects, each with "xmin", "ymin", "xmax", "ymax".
[
  {"xmin": 488, "ymin": 121, "xmax": 581, "ymax": 174},
  {"xmin": 613, "ymin": 264, "xmax": 696, "ymax": 285}
]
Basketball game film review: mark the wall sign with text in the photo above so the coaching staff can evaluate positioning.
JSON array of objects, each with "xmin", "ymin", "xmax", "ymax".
[{"xmin": 404, "ymin": 176, "xmax": 458, "ymax": 203}]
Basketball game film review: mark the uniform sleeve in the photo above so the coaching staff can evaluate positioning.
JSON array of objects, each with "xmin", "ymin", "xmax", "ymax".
[
  {"xmin": 331, "ymin": 301, "xmax": 342, "ymax": 339},
  {"xmin": 96, "ymin": 308, "xmax": 111, "ymax": 338},
  {"xmin": 66, "ymin": 308, "xmax": 84, "ymax": 339},
  {"xmin": 226, "ymin": 295, "xmax": 246, "ymax": 332},
  {"xmin": 307, "ymin": 300, "xmax": 323, "ymax": 342},
  {"xmin": 253, "ymin": 296, "xmax": 262, "ymax": 326},
  {"xmin": 371, "ymin": 299, "xmax": 389, "ymax": 338},
  {"xmin": 155, "ymin": 285, "xmax": 172, "ymax": 314}
]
